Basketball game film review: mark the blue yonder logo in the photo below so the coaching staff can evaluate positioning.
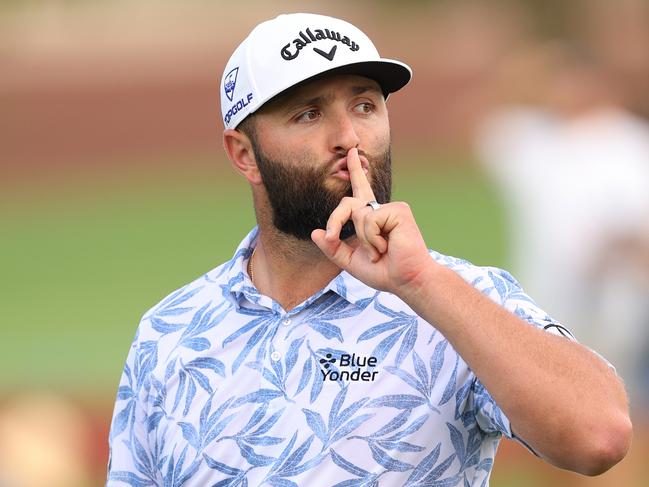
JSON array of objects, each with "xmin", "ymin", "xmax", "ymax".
[
  {"xmin": 224, "ymin": 67, "xmax": 239, "ymax": 102},
  {"xmin": 319, "ymin": 353, "xmax": 378, "ymax": 382}
]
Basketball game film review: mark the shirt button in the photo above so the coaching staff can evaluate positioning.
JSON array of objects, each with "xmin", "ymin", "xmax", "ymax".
[
  {"xmin": 282, "ymin": 318, "xmax": 291, "ymax": 326},
  {"xmin": 270, "ymin": 351, "xmax": 281, "ymax": 362}
]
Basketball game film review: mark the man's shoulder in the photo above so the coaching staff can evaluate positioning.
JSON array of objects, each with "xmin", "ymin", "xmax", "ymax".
[
  {"xmin": 429, "ymin": 249, "xmax": 524, "ymax": 304},
  {"xmin": 136, "ymin": 228, "xmax": 259, "ymax": 336},
  {"xmin": 136, "ymin": 259, "xmax": 237, "ymax": 338}
]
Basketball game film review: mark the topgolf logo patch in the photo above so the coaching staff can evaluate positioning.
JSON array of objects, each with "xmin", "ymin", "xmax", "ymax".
[{"xmin": 224, "ymin": 67, "xmax": 239, "ymax": 102}]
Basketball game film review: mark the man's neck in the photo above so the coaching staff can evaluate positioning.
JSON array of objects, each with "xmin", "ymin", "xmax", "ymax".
[{"xmin": 251, "ymin": 223, "xmax": 342, "ymax": 311}]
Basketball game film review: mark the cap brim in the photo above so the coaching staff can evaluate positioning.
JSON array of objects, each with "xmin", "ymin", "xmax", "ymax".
[
  {"xmin": 318, "ymin": 59, "xmax": 413, "ymax": 97},
  {"xmin": 254, "ymin": 59, "xmax": 412, "ymax": 117}
]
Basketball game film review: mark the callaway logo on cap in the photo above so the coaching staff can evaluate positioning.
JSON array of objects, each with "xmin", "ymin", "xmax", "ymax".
[{"xmin": 220, "ymin": 12, "xmax": 412, "ymax": 129}]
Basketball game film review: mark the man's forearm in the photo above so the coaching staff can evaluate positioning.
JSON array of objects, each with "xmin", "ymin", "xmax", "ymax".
[{"xmin": 400, "ymin": 261, "xmax": 632, "ymax": 475}]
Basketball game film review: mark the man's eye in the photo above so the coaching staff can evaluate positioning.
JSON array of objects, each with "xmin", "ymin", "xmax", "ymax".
[
  {"xmin": 354, "ymin": 102, "xmax": 374, "ymax": 114},
  {"xmin": 296, "ymin": 110, "xmax": 320, "ymax": 122}
]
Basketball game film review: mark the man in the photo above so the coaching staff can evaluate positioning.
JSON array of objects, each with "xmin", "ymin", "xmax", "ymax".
[{"xmin": 107, "ymin": 13, "xmax": 631, "ymax": 486}]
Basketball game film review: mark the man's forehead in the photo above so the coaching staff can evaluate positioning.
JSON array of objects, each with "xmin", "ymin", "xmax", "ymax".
[{"xmin": 262, "ymin": 74, "xmax": 383, "ymax": 111}]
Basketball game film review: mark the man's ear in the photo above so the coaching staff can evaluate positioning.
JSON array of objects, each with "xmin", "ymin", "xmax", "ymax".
[{"xmin": 223, "ymin": 129, "xmax": 263, "ymax": 185}]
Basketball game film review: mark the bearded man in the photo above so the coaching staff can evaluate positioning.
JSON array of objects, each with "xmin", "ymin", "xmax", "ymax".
[{"xmin": 107, "ymin": 13, "xmax": 631, "ymax": 486}]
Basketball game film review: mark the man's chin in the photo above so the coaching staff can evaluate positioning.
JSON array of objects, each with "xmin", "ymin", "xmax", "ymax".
[{"xmin": 274, "ymin": 220, "xmax": 355, "ymax": 242}]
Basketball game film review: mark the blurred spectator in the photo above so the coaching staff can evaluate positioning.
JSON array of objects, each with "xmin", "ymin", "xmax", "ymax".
[
  {"xmin": 579, "ymin": 0, "xmax": 649, "ymax": 119},
  {"xmin": 476, "ymin": 42, "xmax": 649, "ymax": 409},
  {"xmin": 0, "ymin": 392, "xmax": 94, "ymax": 487}
]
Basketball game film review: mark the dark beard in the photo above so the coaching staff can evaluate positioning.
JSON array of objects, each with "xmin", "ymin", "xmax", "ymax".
[{"xmin": 252, "ymin": 140, "xmax": 392, "ymax": 241}]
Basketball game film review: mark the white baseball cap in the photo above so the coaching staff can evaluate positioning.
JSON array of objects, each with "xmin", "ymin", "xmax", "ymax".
[{"xmin": 220, "ymin": 12, "xmax": 412, "ymax": 129}]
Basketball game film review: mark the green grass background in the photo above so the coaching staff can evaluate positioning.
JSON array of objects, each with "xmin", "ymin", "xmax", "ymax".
[{"xmin": 0, "ymin": 151, "xmax": 505, "ymax": 395}]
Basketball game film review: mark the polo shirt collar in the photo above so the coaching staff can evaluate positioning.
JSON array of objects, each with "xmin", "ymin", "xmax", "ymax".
[{"xmin": 222, "ymin": 227, "xmax": 378, "ymax": 310}]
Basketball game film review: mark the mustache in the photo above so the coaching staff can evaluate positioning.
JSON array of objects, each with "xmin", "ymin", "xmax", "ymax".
[
  {"xmin": 329, "ymin": 148, "xmax": 369, "ymax": 164},
  {"xmin": 326, "ymin": 149, "xmax": 371, "ymax": 176}
]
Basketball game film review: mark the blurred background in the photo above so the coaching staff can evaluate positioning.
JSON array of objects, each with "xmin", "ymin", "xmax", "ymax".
[{"xmin": 1, "ymin": 0, "xmax": 648, "ymax": 485}]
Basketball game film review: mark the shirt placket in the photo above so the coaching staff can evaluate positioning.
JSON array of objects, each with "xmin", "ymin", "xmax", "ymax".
[{"xmin": 265, "ymin": 311, "xmax": 300, "ymax": 414}]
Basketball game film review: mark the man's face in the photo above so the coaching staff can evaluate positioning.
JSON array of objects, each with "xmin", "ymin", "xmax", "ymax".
[{"xmin": 246, "ymin": 74, "xmax": 392, "ymax": 240}]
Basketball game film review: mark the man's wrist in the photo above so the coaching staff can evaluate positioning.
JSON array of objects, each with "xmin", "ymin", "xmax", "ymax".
[{"xmin": 398, "ymin": 257, "xmax": 446, "ymax": 311}]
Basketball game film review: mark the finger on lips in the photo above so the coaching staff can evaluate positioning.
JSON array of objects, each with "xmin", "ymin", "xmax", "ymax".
[
  {"xmin": 347, "ymin": 148, "xmax": 375, "ymax": 201},
  {"xmin": 323, "ymin": 148, "xmax": 384, "ymax": 262}
]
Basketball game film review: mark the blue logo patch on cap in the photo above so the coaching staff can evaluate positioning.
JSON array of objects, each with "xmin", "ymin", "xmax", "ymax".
[{"xmin": 224, "ymin": 67, "xmax": 239, "ymax": 102}]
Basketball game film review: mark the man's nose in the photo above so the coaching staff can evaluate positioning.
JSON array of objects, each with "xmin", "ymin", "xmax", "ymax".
[{"xmin": 329, "ymin": 112, "xmax": 361, "ymax": 153}]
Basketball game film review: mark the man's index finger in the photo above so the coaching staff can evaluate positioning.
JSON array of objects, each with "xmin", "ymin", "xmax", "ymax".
[{"xmin": 347, "ymin": 148, "xmax": 375, "ymax": 201}]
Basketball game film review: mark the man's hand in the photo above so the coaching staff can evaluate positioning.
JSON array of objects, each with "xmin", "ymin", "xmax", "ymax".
[{"xmin": 311, "ymin": 148, "xmax": 432, "ymax": 294}]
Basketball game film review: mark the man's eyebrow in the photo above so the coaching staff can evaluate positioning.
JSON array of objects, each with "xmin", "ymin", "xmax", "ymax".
[
  {"xmin": 350, "ymin": 84, "xmax": 383, "ymax": 96},
  {"xmin": 294, "ymin": 94, "xmax": 330, "ymax": 109},
  {"xmin": 277, "ymin": 84, "xmax": 383, "ymax": 114},
  {"xmin": 275, "ymin": 93, "xmax": 328, "ymax": 114}
]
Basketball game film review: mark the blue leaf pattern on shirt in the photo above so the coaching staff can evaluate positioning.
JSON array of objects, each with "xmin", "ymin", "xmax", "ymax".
[
  {"xmin": 347, "ymin": 409, "xmax": 430, "ymax": 474},
  {"xmin": 302, "ymin": 386, "xmax": 373, "ymax": 451},
  {"xmin": 357, "ymin": 300, "xmax": 418, "ymax": 366},
  {"xmin": 107, "ymin": 230, "xmax": 575, "ymax": 485},
  {"xmin": 384, "ymin": 342, "xmax": 457, "ymax": 413}
]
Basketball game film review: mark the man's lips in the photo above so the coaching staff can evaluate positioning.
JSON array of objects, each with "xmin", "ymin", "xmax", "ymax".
[{"xmin": 330, "ymin": 156, "xmax": 370, "ymax": 180}]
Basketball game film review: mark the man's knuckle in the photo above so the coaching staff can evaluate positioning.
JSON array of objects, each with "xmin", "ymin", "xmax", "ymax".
[
  {"xmin": 352, "ymin": 205, "xmax": 369, "ymax": 218},
  {"xmin": 395, "ymin": 201, "xmax": 410, "ymax": 211},
  {"xmin": 350, "ymin": 212, "xmax": 363, "ymax": 226}
]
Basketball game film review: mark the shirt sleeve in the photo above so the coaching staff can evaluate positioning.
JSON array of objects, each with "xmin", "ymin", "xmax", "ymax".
[
  {"xmin": 106, "ymin": 327, "xmax": 159, "ymax": 486},
  {"xmin": 467, "ymin": 266, "xmax": 577, "ymax": 445}
]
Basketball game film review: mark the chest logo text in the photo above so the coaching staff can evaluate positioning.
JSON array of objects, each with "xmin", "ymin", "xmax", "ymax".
[{"xmin": 319, "ymin": 353, "xmax": 378, "ymax": 382}]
